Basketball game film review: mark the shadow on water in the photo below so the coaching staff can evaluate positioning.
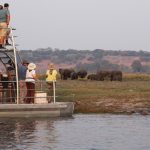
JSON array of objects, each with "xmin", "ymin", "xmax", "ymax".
[{"xmin": 0, "ymin": 117, "xmax": 74, "ymax": 150}]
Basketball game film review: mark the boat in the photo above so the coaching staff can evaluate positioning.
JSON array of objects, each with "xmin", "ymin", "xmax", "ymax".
[
  {"xmin": 0, "ymin": 102, "xmax": 74, "ymax": 118},
  {"xmin": 0, "ymin": 28, "xmax": 74, "ymax": 118}
]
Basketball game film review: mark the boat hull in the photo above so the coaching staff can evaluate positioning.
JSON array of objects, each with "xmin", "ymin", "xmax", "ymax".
[{"xmin": 0, "ymin": 102, "xmax": 74, "ymax": 118}]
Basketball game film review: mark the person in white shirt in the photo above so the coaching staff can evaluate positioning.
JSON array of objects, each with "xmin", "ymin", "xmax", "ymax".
[{"xmin": 23, "ymin": 63, "xmax": 36, "ymax": 104}]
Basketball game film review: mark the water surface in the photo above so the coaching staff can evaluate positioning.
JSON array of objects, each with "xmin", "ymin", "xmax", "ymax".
[{"xmin": 0, "ymin": 114, "xmax": 150, "ymax": 150}]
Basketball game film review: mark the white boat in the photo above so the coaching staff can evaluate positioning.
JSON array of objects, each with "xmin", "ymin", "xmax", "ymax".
[{"xmin": 0, "ymin": 28, "xmax": 74, "ymax": 117}]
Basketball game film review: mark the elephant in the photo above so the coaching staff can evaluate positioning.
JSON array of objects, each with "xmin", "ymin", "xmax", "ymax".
[
  {"xmin": 71, "ymin": 72, "xmax": 78, "ymax": 80},
  {"xmin": 110, "ymin": 71, "xmax": 122, "ymax": 81},
  {"xmin": 96, "ymin": 70, "xmax": 122, "ymax": 81},
  {"xmin": 87, "ymin": 74, "xmax": 98, "ymax": 80},
  {"xmin": 96, "ymin": 71, "xmax": 111, "ymax": 81},
  {"xmin": 59, "ymin": 68, "xmax": 75, "ymax": 80},
  {"xmin": 77, "ymin": 70, "xmax": 87, "ymax": 78}
]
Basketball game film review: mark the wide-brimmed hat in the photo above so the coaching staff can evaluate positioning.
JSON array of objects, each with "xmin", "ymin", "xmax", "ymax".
[
  {"xmin": 2, "ymin": 73, "xmax": 8, "ymax": 77},
  {"xmin": 48, "ymin": 63, "xmax": 54, "ymax": 69},
  {"xmin": 28, "ymin": 63, "xmax": 36, "ymax": 70}
]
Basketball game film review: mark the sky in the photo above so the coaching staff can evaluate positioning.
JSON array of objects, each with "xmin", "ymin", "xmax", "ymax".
[{"xmin": 1, "ymin": 0, "xmax": 150, "ymax": 51}]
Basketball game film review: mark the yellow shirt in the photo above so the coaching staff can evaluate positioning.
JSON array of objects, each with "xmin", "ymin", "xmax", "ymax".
[{"xmin": 46, "ymin": 69, "xmax": 57, "ymax": 82}]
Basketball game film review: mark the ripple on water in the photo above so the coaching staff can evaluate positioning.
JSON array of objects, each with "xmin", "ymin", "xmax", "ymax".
[{"xmin": 0, "ymin": 114, "xmax": 150, "ymax": 150}]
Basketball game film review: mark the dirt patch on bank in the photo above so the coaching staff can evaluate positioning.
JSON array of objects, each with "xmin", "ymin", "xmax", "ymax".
[{"xmin": 74, "ymin": 98, "xmax": 150, "ymax": 115}]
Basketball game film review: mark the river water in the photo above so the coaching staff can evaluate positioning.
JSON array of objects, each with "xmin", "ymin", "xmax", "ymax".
[{"xmin": 0, "ymin": 114, "xmax": 150, "ymax": 150}]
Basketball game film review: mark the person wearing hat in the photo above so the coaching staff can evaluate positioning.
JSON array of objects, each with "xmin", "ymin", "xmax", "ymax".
[
  {"xmin": 24, "ymin": 63, "xmax": 36, "ymax": 104},
  {"xmin": 18, "ymin": 60, "xmax": 29, "ymax": 103},
  {"xmin": 18, "ymin": 60, "xmax": 29, "ymax": 80},
  {"xmin": 46, "ymin": 63, "xmax": 57, "ymax": 102},
  {"xmin": 1, "ymin": 73, "xmax": 8, "ymax": 89}
]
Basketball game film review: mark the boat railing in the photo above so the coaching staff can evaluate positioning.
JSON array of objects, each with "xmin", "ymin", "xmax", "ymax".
[
  {"xmin": 0, "ymin": 27, "xmax": 21, "ymax": 104},
  {"xmin": 0, "ymin": 28, "xmax": 75, "ymax": 104},
  {"xmin": 0, "ymin": 80, "xmax": 75, "ymax": 104}
]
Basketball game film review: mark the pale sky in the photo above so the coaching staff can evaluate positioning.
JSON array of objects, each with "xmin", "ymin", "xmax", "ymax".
[{"xmin": 1, "ymin": 0, "xmax": 150, "ymax": 51}]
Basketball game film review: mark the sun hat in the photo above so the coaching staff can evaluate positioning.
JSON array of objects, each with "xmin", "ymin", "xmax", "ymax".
[
  {"xmin": 28, "ymin": 63, "xmax": 36, "ymax": 70},
  {"xmin": 48, "ymin": 63, "xmax": 54, "ymax": 69},
  {"xmin": 2, "ymin": 73, "xmax": 8, "ymax": 77}
]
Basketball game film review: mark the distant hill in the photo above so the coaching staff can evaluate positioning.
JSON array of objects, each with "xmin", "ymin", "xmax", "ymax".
[{"xmin": 18, "ymin": 48, "xmax": 150, "ymax": 73}]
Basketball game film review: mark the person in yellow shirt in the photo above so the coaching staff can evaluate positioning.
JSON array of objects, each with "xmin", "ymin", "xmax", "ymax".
[
  {"xmin": 46, "ymin": 63, "xmax": 57, "ymax": 85},
  {"xmin": 46, "ymin": 64, "xmax": 57, "ymax": 102}
]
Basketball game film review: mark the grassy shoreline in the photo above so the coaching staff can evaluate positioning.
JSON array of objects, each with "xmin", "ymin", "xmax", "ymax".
[{"xmin": 55, "ymin": 79, "xmax": 150, "ymax": 115}]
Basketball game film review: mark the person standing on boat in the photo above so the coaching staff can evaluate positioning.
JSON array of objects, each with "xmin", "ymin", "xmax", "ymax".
[
  {"xmin": 4, "ymin": 3, "xmax": 10, "ymax": 45},
  {"xmin": 18, "ymin": 60, "xmax": 29, "ymax": 103},
  {"xmin": 0, "ymin": 4, "xmax": 10, "ymax": 48},
  {"xmin": 1, "ymin": 73, "xmax": 9, "ymax": 103},
  {"xmin": 24, "ymin": 63, "xmax": 36, "ymax": 104},
  {"xmin": 46, "ymin": 63, "xmax": 57, "ymax": 102}
]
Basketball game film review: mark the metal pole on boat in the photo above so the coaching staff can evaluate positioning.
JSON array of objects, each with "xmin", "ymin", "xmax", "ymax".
[
  {"xmin": 10, "ymin": 28, "xmax": 19, "ymax": 104},
  {"xmin": 53, "ymin": 81, "xmax": 56, "ymax": 103}
]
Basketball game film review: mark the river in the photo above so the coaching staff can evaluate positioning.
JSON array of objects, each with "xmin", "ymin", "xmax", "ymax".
[{"xmin": 0, "ymin": 114, "xmax": 150, "ymax": 150}]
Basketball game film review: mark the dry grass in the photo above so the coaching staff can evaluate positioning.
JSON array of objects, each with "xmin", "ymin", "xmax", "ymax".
[{"xmin": 123, "ymin": 73, "xmax": 150, "ymax": 81}]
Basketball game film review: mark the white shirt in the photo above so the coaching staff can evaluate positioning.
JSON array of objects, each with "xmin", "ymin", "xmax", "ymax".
[{"xmin": 25, "ymin": 69, "xmax": 36, "ymax": 83}]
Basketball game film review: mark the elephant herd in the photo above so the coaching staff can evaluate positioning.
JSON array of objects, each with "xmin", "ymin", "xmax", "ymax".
[
  {"xmin": 59, "ymin": 68, "xmax": 122, "ymax": 81},
  {"xmin": 87, "ymin": 70, "xmax": 122, "ymax": 81},
  {"xmin": 59, "ymin": 68, "xmax": 87, "ymax": 80}
]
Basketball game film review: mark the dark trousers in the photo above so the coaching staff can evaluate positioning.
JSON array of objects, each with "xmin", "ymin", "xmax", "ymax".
[{"xmin": 24, "ymin": 82, "xmax": 35, "ymax": 103}]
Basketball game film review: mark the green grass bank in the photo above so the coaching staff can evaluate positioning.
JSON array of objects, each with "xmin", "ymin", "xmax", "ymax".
[{"xmin": 38, "ymin": 73, "xmax": 150, "ymax": 114}]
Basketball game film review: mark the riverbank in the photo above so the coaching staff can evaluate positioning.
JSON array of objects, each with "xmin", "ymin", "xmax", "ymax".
[{"xmin": 55, "ymin": 78, "xmax": 150, "ymax": 115}]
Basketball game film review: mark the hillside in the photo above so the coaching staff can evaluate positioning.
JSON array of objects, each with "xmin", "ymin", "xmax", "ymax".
[{"xmin": 18, "ymin": 48, "xmax": 150, "ymax": 73}]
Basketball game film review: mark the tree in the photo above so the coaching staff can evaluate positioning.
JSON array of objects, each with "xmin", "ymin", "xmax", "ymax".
[{"xmin": 131, "ymin": 60, "xmax": 142, "ymax": 73}]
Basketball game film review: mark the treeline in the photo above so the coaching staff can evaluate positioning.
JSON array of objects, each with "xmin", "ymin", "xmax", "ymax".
[{"xmin": 18, "ymin": 48, "xmax": 150, "ymax": 73}]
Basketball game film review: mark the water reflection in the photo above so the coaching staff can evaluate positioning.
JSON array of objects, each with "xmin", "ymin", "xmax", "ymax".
[
  {"xmin": 0, "ymin": 118, "xmax": 58, "ymax": 150},
  {"xmin": 0, "ymin": 115, "xmax": 150, "ymax": 150}
]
